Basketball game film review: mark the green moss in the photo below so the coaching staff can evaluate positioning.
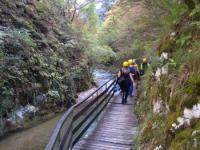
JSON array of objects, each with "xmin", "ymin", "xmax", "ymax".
[
  {"xmin": 185, "ymin": 72, "xmax": 200, "ymax": 95},
  {"xmin": 181, "ymin": 94, "xmax": 198, "ymax": 109},
  {"xmin": 170, "ymin": 129, "xmax": 192, "ymax": 150},
  {"xmin": 140, "ymin": 124, "xmax": 154, "ymax": 142},
  {"xmin": 152, "ymin": 115, "xmax": 167, "ymax": 145},
  {"xmin": 180, "ymin": 72, "xmax": 200, "ymax": 108},
  {"xmin": 158, "ymin": 75, "xmax": 171, "ymax": 102},
  {"xmin": 159, "ymin": 39, "xmax": 174, "ymax": 54},
  {"xmin": 169, "ymin": 88, "xmax": 183, "ymax": 111}
]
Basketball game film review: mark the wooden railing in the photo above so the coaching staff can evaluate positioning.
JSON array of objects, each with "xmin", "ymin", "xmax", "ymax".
[{"xmin": 45, "ymin": 77, "xmax": 116, "ymax": 150}]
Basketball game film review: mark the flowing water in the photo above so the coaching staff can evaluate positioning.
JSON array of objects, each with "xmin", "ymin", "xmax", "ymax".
[
  {"xmin": 93, "ymin": 69, "xmax": 113, "ymax": 86},
  {"xmin": 0, "ymin": 69, "xmax": 112, "ymax": 150}
]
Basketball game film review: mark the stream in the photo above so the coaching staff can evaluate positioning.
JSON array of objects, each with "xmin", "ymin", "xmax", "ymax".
[{"xmin": 0, "ymin": 69, "xmax": 112, "ymax": 150}]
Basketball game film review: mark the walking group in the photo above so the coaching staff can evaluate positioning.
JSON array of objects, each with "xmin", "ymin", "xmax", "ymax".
[{"xmin": 115, "ymin": 58, "xmax": 149, "ymax": 104}]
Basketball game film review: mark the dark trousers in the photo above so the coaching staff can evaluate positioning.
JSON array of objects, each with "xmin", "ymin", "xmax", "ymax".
[{"xmin": 119, "ymin": 81, "xmax": 131, "ymax": 104}]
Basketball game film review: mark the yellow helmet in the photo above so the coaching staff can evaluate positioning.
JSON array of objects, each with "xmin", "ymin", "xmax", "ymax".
[
  {"xmin": 128, "ymin": 59, "xmax": 133, "ymax": 65},
  {"xmin": 143, "ymin": 58, "xmax": 147, "ymax": 62},
  {"xmin": 123, "ymin": 61, "xmax": 129, "ymax": 67}
]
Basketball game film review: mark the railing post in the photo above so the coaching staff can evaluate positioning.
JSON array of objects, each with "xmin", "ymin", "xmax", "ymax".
[
  {"xmin": 97, "ymin": 89, "xmax": 99, "ymax": 96},
  {"xmin": 69, "ymin": 109, "xmax": 74, "ymax": 150}
]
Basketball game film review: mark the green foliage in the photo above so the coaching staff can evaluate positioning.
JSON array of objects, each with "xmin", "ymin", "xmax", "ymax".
[
  {"xmin": 93, "ymin": 45, "xmax": 116, "ymax": 65},
  {"xmin": 56, "ymin": 0, "xmax": 65, "ymax": 5},
  {"xmin": 13, "ymin": 30, "xmax": 37, "ymax": 48},
  {"xmin": 81, "ymin": 2, "xmax": 99, "ymax": 32},
  {"xmin": 176, "ymin": 34, "xmax": 192, "ymax": 47},
  {"xmin": 47, "ymin": 90, "xmax": 60, "ymax": 102},
  {"xmin": 0, "ymin": 80, "xmax": 14, "ymax": 116},
  {"xmin": 184, "ymin": 72, "xmax": 200, "ymax": 96},
  {"xmin": 170, "ymin": 129, "xmax": 192, "ymax": 150},
  {"xmin": 80, "ymin": 2, "xmax": 118, "ymax": 66},
  {"xmin": 98, "ymin": 21, "xmax": 120, "ymax": 46},
  {"xmin": 161, "ymin": 1, "xmax": 187, "ymax": 27},
  {"xmin": 189, "ymin": 4, "xmax": 200, "ymax": 19},
  {"xmin": 0, "ymin": 0, "xmax": 93, "ymax": 136},
  {"xmin": 159, "ymin": 39, "xmax": 175, "ymax": 54},
  {"xmin": 115, "ymin": 43, "xmax": 151, "ymax": 66}
]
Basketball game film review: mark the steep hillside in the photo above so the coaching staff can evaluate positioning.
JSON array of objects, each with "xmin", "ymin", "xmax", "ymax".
[
  {"xmin": 0, "ymin": 0, "xmax": 92, "ymax": 136},
  {"xmin": 135, "ymin": 3, "xmax": 200, "ymax": 150}
]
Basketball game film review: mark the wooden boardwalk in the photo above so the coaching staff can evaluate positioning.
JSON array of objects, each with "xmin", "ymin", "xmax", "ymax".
[{"xmin": 73, "ymin": 93, "xmax": 138, "ymax": 150}]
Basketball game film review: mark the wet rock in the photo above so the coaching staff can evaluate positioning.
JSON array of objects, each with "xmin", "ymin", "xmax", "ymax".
[
  {"xmin": 7, "ymin": 105, "xmax": 38, "ymax": 125},
  {"xmin": 36, "ymin": 93, "xmax": 47, "ymax": 104}
]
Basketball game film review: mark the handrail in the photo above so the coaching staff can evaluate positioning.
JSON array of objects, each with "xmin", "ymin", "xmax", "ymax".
[{"xmin": 45, "ymin": 77, "xmax": 116, "ymax": 150}]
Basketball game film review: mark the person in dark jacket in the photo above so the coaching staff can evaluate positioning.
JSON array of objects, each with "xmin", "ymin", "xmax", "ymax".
[
  {"xmin": 134, "ymin": 63, "xmax": 141, "ymax": 89},
  {"xmin": 117, "ymin": 61, "xmax": 134, "ymax": 104},
  {"xmin": 140, "ymin": 58, "xmax": 149, "ymax": 75}
]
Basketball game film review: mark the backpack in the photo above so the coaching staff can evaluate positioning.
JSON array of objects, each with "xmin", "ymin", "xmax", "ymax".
[{"xmin": 117, "ymin": 68, "xmax": 130, "ymax": 85}]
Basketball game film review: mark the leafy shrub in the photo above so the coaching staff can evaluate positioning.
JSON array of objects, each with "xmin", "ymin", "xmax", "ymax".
[
  {"xmin": 185, "ymin": 72, "xmax": 200, "ymax": 96},
  {"xmin": 87, "ymin": 45, "xmax": 116, "ymax": 65},
  {"xmin": 0, "ymin": 80, "xmax": 14, "ymax": 116},
  {"xmin": 13, "ymin": 30, "xmax": 37, "ymax": 48},
  {"xmin": 170, "ymin": 129, "xmax": 192, "ymax": 150}
]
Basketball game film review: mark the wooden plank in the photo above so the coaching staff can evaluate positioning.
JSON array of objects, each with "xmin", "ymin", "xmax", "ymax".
[{"xmin": 73, "ymin": 93, "xmax": 138, "ymax": 150}]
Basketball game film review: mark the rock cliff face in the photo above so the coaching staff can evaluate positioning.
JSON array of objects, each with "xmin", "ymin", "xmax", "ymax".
[
  {"xmin": 135, "ymin": 5, "xmax": 200, "ymax": 150},
  {"xmin": 0, "ymin": 0, "xmax": 92, "ymax": 136}
]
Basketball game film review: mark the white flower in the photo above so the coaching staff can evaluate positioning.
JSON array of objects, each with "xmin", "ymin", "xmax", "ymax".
[
  {"xmin": 184, "ymin": 108, "xmax": 194, "ymax": 119},
  {"xmin": 177, "ymin": 117, "xmax": 184, "ymax": 125},
  {"xmin": 154, "ymin": 145, "xmax": 163, "ymax": 150},
  {"xmin": 171, "ymin": 32, "xmax": 176, "ymax": 37},
  {"xmin": 172, "ymin": 123, "xmax": 176, "ymax": 127},
  {"xmin": 160, "ymin": 52, "xmax": 168, "ymax": 60}
]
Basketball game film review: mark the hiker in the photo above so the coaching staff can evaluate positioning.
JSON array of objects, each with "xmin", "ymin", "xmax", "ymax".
[
  {"xmin": 128, "ymin": 59, "xmax": 135, "ymax": 97},
  {"xmin": 140, "ymin": 57, "xmax": 149, "ymax": 75},
  {"xmin": 134, "ymin": 63, "xmax": 141, "ymax": 89},
  {"xmin": 117, "ymin": 61, "xmax": 134, "ymax": 104}
]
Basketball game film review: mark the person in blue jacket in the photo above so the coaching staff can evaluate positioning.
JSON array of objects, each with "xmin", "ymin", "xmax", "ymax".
[{"xmin": 128, "ymin": 59, "xmax": 135, "ymax": 97}]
